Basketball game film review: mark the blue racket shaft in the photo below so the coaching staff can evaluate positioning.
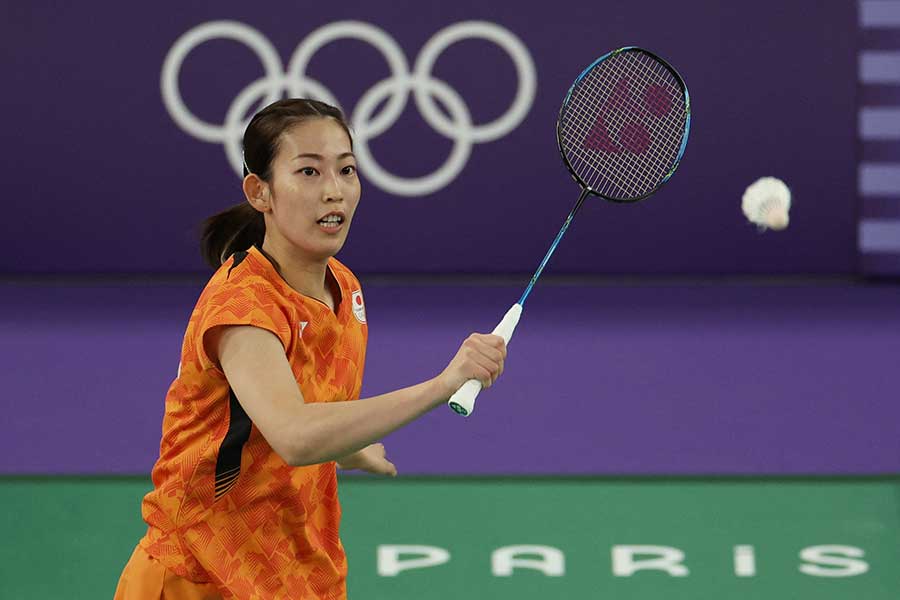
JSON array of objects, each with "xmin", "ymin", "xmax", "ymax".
[{"xmin": 449, "ymin": 47, "xmax": 690, "ymax": 417}]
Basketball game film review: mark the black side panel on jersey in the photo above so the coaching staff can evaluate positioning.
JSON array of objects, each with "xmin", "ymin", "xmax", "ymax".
[{"xmin": 213, "ymin": 389, "xmax": 252, "ymax": 500}]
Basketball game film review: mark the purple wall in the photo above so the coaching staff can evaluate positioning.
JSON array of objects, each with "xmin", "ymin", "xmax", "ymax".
[
  {"xmin": 3, "ymin": 281, "xmax": 899, "ymax": 475},
  {"xmin": 3, "ymin": 1, "xmax": 858, "ymax": 274}
]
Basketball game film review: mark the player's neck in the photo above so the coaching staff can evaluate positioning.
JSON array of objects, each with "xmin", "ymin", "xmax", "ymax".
[{"xmin": 259, "ymin": 238, "xmax": 334, "ymax": 309}]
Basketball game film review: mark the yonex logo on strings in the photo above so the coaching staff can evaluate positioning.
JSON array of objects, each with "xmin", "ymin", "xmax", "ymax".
[
  {"xmin": 161, "ymin": 20, "xmax": 537, "ymax": 196},
  {"xmin": 584, "ymin": 78, "xmax": 674, "ymax": 156}
]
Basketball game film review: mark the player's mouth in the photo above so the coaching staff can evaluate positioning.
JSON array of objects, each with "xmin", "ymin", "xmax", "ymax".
[{"xmin": 317, "ymin": 212, "xmax": 345, "ymax": 233}]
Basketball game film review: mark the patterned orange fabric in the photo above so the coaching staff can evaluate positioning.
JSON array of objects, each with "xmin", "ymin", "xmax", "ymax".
[
  {"xmin": 137, "ymin": 246, "xmax": 368, "ymax": 599},
  {"xmin": 115, "ymin": 545, "xmax": 222, "ymax": 599}
]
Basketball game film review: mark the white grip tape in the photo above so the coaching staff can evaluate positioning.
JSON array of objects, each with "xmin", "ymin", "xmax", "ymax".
[{"xmin": 447, "ymin": 303, "xmax": 522, "ymax": 417}]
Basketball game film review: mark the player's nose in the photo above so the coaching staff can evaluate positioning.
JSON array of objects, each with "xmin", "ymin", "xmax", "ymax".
[{"xmin": 322, "ymin": 172, "xmax": 344, "ymax": 203}]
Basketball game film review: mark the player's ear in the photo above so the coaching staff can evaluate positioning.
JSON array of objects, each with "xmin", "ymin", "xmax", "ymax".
[{"xmin": 243, "ymin": 174, "xmax": 272, "ymax": 213}]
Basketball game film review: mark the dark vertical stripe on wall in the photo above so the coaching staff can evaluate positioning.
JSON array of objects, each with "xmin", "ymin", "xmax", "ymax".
[{"xmin": 214, "ymin": 389, "xmax": 252, "ymax": 500}]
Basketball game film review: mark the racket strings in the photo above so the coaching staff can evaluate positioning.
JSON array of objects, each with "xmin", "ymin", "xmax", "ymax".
[
  {"xmin": 560, "ymin": 50, "xmax": 687, "ymax": 200},
  {"xmin": 571, "ymin": 56, "xmax": 683, "ymax": 196},
  {"xmin": 594, "ymin": 55, "xmax": 685, "ymax": 189},
  {"xmin": 576, "ymin": 57, "xmax": 684, "ymax": 196},
  {"xmin": 566, "ymin": 53, "xmax": 684, "ymax": 195}
]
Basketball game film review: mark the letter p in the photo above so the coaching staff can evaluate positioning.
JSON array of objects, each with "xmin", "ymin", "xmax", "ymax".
[{"xmin": 377, "ymin": 545, "xmax": 451, "ymax": 576}]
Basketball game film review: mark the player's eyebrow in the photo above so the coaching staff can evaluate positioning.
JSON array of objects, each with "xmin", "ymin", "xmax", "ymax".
[{"xmin": 293, "ymin": 152, "xmax": 355, "ymax": 160}]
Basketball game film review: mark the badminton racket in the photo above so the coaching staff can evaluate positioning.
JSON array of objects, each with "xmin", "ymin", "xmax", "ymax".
[{"xmin": 448, "ymin": 46, "xmax": 691, "ymax": 416}]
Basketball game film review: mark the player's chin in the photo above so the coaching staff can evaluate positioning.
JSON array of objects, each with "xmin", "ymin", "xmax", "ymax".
[{"xmin": 311, "ymin": 231, "xmax": 349, "ymax": 257}]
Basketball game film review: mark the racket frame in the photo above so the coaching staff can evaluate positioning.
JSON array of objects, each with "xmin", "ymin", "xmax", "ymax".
[{"xmin": 556, "ymin": 46, "xmax": 692, "ymax": 203}]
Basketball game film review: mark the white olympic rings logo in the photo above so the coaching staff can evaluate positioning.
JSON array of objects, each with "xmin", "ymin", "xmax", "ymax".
[{"xmin": 161, "ymin": 20, "xmax": 536, "ymax": 196}]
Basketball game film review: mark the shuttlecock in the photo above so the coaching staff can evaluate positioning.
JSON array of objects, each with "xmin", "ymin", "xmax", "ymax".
[{"xmin": 742, "ymin": 177, "xmax": 791, "ymax": 231}]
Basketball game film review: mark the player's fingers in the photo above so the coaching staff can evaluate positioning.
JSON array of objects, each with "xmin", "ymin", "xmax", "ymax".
[
  {"xmin": 475, "ymin": 344, "xmax": 504, "ymax": 383},
  {"xmin": 489, "ymin": 357, "xmax": 505, "ymax": 387},
  {"xmin": 464, "ymin": 347, "xmax": 500, "ymax": 386},
  {"xmin": 474, "ymin": 364, "xmax": 495, "ymax": 388},
  {"xmin": 477, "ymin": 352, "xmax": 502, "ymax": 388},
  {"xmin": 466, "ymin": 358, "xmax": 494, "ymax": 388},
  {"xmin": 470, "ymin": 333, "xmax": 507, "ymax": 354},
  {"xmin": 466, "ymin": 337, "xmax": 504, "ymax": 365},
  {"xmin": 447, "ymin": 335, "xmax": 504, "ymax": 391},
  {"xmin": 384, "ymin": 460, "xmax": 398, "ymax": 477},
  {"xmin": 489, "ymin": 334, "xmax": 507, "ymax": 355},
  {"xmin": 491, "ymin": 359, "xmax": 504, "ymax": 387},
  {"xmin": 477, "ymin": 345, "xmax": 505, "ymax": 386},
  {"xmin": 473, "ymin": 333, "xmax": 504, "ymax": 346}
]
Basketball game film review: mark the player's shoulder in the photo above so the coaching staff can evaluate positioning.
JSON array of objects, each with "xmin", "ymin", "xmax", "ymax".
[
  {"xmin": 200, "ymin": 247, "xmax": 281, "ymax": 306},
  {"xmin": 329, "ymin": 257, "xmax": 362, "ymax": 290},
  {"xmin": 225, "ymin": 246, "xmax": 267, "ymax": 279}
]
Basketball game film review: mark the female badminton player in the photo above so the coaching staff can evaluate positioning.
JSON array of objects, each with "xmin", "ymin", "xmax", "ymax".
[{"xmin": 114, "ymin": 98, "xmax": 506, "ymax": 599}]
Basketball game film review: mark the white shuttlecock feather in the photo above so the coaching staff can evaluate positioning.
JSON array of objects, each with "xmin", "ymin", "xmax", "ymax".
[{"xmin": 742, "ymin": 177, "xmax": 791, "ymax": 231}]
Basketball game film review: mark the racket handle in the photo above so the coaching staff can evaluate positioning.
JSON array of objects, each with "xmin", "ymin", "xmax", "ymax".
[{"xmin": 447, "ymin": 303, "xmax": 522, "ymax": 417}]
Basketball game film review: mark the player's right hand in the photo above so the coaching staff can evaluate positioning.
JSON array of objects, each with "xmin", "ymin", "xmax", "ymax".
[{"xmin": 437, "ymin": 333, "xmax": 507, "ymax": 397}]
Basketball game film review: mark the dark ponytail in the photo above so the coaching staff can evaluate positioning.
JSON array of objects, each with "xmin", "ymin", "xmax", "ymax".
[
  {"xmin": 200, "ymin": 203, "xmax": 265, "ymax": 268},
  {"xmin": 199, "ymin": 98, "xmax": 353, "ymax": 268}
]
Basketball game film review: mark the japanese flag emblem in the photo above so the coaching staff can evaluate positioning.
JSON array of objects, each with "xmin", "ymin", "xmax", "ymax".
[{"xmin": 351, "ymin": 290, "xmax": 366, "ymax": 324}]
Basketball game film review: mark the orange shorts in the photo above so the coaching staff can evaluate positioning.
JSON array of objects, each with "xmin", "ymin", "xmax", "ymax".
[{"xmin": 114, "ymin": 545, "xmax": 222, "ymax": 600}]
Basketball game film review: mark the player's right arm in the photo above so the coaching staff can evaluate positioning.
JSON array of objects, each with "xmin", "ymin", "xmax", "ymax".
[{"xmin": 212, "ymin": 324, "xmax": 505, "ymax": 467}]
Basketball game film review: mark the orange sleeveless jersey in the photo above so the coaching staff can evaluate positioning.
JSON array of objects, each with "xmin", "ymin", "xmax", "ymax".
[{"xmin": 139, "ymin": 246, "xmax": 368, "ymax": 599}]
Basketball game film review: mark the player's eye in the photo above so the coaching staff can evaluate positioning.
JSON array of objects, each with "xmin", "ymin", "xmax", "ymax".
[
  {"xmin": 298, "ymin": 167, "xmax": 318, "ymax": 176},
  {"xmin": 341, "ymin": 165, "xmax": 357, "ymax": 176}
]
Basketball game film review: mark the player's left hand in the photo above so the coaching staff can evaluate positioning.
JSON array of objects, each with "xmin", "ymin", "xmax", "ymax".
[{"xmin": 336, "ymin": 443, "xmax": 397, "ymax": 477}]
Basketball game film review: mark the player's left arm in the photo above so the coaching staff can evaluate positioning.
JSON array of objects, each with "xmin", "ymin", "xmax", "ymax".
[{"xmin": 336, "ymin": 443, "xmax": 397, "ymax": 477}]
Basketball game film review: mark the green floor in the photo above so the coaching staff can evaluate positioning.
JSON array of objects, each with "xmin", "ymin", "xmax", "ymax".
[{"xmin": 1, "ymin": 477, "xmax": 897, "ymax": 599}]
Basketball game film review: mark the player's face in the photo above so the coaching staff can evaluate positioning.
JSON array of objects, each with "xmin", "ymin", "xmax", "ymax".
[{"xmin": 267, "ymin": 118, "xmax": 360, "ymax": 261}]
